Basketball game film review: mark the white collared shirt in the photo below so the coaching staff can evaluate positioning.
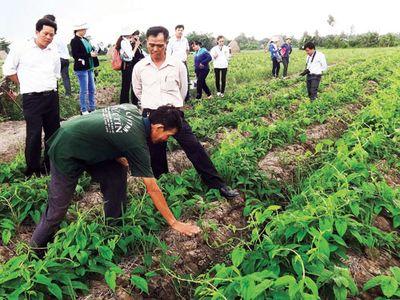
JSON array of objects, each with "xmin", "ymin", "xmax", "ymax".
[
  {"xmin": 167, "ymin": 36, "xmax": 189, "ymax": 62},
  {"xmin": 132, "ymin": 55, "xmax": 188, "ymax": 109},
  {"xmin": 210, "ymin": 45, "xmax": 231, "ymax": 69},
  {"xmin": 2, "ymin": 39, "xmax": 61, "ymax": 94},
  {"xmin": 306, "ymin": 50, "xmax": 327, "ymax": 75}
]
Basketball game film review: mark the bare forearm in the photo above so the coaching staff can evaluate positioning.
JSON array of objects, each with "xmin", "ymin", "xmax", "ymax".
[
  {"xmin": 142, "ymin": 178, "xmax": 201, "ymax": 237},
  {"xmin": 144, "ymin": 178, "xmax": 177, "ymax": 225},
  {"xmin": 148, "ymin": 190, "xmax": 177, "ymax": 225}
]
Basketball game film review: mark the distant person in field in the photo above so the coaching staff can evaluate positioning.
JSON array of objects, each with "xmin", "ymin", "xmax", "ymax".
[
  {"xmin": 2, "ymin": 18, "xmax": 61, "ymax": 177},
  {"xmin": 70, "ymin": 22, "xmax": 99, "ymax": 115},
  {"xmin": 43, "ymin": 14, "xmax": 72, "ymax": 96},
  {"xmin": 281, "ymin": 38, "xmax": 293, "ymax": 78},
  {"xmin": 29, "ymin": 104, "xmax": 200, "ymax": 249},
  {"xmin": 268, "ymin": 40, "xmax": 281, "ymax": 78},
  {"xmin": 167, "ymin": 24, "xmax": 190, "ymax": 101},
  {"xmin": 210, "ymin": 35, "xmax": 231, "ymax": 97},
  {"xmin": 302, "ymin": 42, "xmax": 327, "ymax": 101},
  {"xmin": 192, "ymin": 41, "xmax": 212, "ymax": 99},
  {"xmin": 133, "ymin": 26, "xmax": 239, "ymax": 200},
  {"xmin": 116, "ymin": 29, "xmax": 144, "ymax": 105}
]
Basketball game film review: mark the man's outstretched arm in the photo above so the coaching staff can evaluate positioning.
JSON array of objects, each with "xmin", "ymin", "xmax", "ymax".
[{"xmin": 143, "ymin": 177, "xmax": 200, "ymax": 236}]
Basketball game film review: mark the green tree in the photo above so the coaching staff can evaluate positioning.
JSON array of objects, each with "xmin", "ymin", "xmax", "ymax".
[
  {"xmin": 378, "ymin": 33, "xmax": 399, "ymax": 47},
  {"xmin": 234, "ymin": 33, "xmax": 259, "ymax": 50},
  {"xmin": 327, "ymin": 14, "xmax": 335, "ymax": 27},
  {"xmin": 186, "ymin": 31, "xmax": 215, "ymax": 50},
  {"xmin": 299, "ymin": 31, "xmax": 313, "ymax": 49}
]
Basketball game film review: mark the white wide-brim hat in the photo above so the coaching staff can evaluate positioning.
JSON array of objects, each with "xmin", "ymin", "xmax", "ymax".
[{"xmin": 73, "ymin": 23, "xmax": 89, "ymax": 31}]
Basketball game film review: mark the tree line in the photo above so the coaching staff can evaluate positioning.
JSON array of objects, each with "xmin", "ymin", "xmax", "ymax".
[
  {"xmin": 1, "ymin": 31, "xmax": 399, "ymax": 55},
  {"xmin": 183, "ymin": 31, "xmax": 400, "ymax": 50}
]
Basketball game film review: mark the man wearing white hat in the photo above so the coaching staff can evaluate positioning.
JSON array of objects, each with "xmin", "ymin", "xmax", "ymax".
[{"xmin": 2, "ymin": 17, "xmax": 61, "ymax": 177}]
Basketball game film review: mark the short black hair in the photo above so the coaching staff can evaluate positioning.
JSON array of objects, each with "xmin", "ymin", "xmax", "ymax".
[
  {"xmin": 304, "ymin": 41, "xmax": 315, "ymax": 50},
  {"xmin": 217, "ymin": 35, "xmax": 224, "ymax": 41},
  {"xmin": 43, "ymin": 14, "xmax": 56, "ymax": 22},
  {"xmin": 146, "ymin": 26, "xmax": 169, "ymax": 41},
  {"xmin": 149, "ymin": 105, "xmax": 182, "ymax": 132},
  {"xmin": 175, "ymin": 24, "xmax": 184, "ymax": 30},
  {"xmin": 192, "ymin": 40, "xmax": 202, "ymax": 47},
  {"xmin": 133, "ymin": 30, "xmax": 140, "ymax": 36},
  {"xmin": 36, "ymin": 18, "xmax": 57, "ymax": 33}
]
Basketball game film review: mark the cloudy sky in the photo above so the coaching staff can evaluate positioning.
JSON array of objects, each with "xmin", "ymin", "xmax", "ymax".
[{"xmin": 0, "ymin": 0, "xmax": 398, "ymax": 45}]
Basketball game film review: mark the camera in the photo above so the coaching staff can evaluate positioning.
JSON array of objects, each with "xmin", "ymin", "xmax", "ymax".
[{"xmin": 299, "ymin": 69, "xmax": 310, "ymax": 76}]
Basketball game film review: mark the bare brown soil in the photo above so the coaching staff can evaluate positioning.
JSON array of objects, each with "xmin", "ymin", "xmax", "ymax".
[
  {"xmin": 344, "ymin": 248, "xmax": 400, "ymax": 299},
  {"xmin": 96, "ymin": 86, "xmax": 118, "ymax": 108},
  {"xmin": 258, "ymin": 103, "xmax": 363, "ymax": 182},
  {"xmin": 0, "ymin": 120, "xmax": 25, "ymax": 163}
]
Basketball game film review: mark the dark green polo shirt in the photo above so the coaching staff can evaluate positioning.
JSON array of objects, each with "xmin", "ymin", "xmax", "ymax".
[{"xmin": 48, "ymin": 104, "xmax": 153, "ymax": 178}]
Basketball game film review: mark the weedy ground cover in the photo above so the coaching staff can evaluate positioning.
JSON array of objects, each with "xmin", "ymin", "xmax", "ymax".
[{"xmin": 0, "ymin": 48, "xmax": 399, "ymax": 299}]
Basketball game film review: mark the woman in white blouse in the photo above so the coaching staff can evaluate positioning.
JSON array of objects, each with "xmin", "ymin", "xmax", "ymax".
[{"xmin": 210, "ymin": 36, "xmax": 231, "ymax": 97}]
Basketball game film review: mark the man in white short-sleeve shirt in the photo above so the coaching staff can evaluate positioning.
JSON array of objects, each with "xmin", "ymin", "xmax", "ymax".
[
  {"xmin": 167, "ymin": 24, "xmax": 190, "ymax": 100},
  {"xmin": 2, "ymin": 18, "xmax": 61, "ymax": 177}
]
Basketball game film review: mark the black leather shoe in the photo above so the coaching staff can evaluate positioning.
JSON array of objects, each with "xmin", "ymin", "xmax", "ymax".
[{"xmin": 219, "ymin": 186, "xmax": 240, "ymax": 199}]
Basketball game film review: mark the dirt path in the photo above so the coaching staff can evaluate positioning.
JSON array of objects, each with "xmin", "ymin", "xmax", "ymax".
[
  {"xmin": 0, "ymin": 120, "xmax": 25, "ymax": 163},
  {"xmin": 258, "ymin": 102, "xmax": 363, "ymax": 182}
]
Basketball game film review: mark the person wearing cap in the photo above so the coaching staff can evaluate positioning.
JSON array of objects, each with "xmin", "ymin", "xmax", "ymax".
[
  {"xmin": 302, "ymin": 41, "xmax": 327, "ymax": 100},
  {"xmin": 2, "ymin": 18, "xmax": 61, "ymax": 177},
  {"xmin": 70, "ymin": 22, "xmax": 99, "ymax": 115},
  {"xmin": 30, "ymin": 104, "xmax": 201, "ymax": 250},
  {"xmin": 166, "ymin": 25, "xmax": 190, "ymax": 101},
  {"xmin": 281, "ymin": 38, "xmax": 293, "ymax": 78},
  {"xmin": 115, "ymin": 29, "xmax": 144, "ymax": 105},
  {"xmin": 133, "ymin": 26, "xmax": 240, "ymax": 200}
]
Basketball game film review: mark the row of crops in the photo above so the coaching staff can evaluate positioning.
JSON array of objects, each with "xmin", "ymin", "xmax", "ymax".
[{"xmin": 0, "ymin": 48, "xmax": 399, "ymax": 299}]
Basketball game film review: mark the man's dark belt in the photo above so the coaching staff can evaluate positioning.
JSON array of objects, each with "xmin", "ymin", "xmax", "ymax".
[
  {"xmin": 307, "ymin": 73, "xmax": 322, "ymax": 77},
  {"xmin": 23, "ymin": 90, "xmax": 57, "ymax": 97}
]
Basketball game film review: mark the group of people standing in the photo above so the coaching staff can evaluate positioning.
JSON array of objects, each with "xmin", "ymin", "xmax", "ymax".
[
  {"xmin": 267, "ymin": 38, "xmax": 327, "ymax": 101},
  {"xmin": 116, "ymin": 25, "xmax": 232, "ymax": 104},
  {"xmin": 268, "ymin": 37, "xmax": 293, "ymax": 78},
  {"xmin": 2, "ymin": 16, "xmax": 328, "ymax": 252},
  {"xmin": 2, "ymin": 19, "xmax": 239, "ymax": 250}
]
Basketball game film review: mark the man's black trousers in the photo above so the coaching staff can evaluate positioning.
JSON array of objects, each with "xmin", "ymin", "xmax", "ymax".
[
  {"xmin": 306, "ymin": 74, "xmax": 322, "ymax": 100},
  {"xmin": 22, "ymin": 91, "xmax": 60, "ymax": 173},
  {"xmin": 143, "ymin": 109, "xmax": 225, "ymax": 189}
]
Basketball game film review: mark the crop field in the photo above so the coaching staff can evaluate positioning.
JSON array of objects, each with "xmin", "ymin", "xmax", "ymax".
[{"xmin": 0, "ymin": 48, "xmax": 400, "ymax": 299}]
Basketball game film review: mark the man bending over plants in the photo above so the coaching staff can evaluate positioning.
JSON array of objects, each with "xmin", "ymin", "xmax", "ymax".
[{"xmin": 30, "ymin": 104, "xmax": 200, "ymax": 249}]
